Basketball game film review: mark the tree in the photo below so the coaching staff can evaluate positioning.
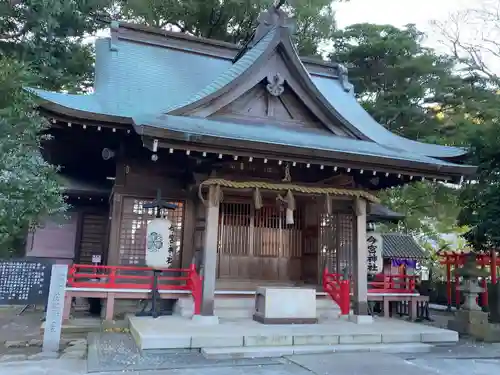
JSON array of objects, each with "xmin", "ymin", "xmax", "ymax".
[
  {"xmin": 0, "ymin": 0, "xmax": 112, "ymax": 91},
  {"xmin": 113, "ymin": 0, "xmax": 339, "ymax": 56},
  {"xmin": 0, "ymin": 57, "xmax": 67, "ymax": 256},
  {"xmin": 330, "ymin": 23, "xmax": 480, "ymax": 144},
  {"xmin": 458, "ymin": 120, "xmax": 500, "ymax": 250},
  {"xmin": 329, "ymin": 23, "xmax": 496, "ymax": 255},
  {"xmin": 432, "ymin": 0, "xmax": 500, "ymax": 87}
]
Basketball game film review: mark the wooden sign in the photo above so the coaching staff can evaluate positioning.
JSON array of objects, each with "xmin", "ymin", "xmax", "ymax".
[
  {"xmin": 42, "ymin": 264, "xmax": 68, "ymax": 353},
  {"xmin": 366, "ymin": 233, "xmax": 383, "ymax": 274},
  {"xmin": 0, "ymin": 259, "xmax": 52, "ymax": 306}
]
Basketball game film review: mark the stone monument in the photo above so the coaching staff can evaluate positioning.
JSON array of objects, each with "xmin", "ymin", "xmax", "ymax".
[{"xmin": 42, "ymin": 264, "xmax": 68, "ymax": 354}]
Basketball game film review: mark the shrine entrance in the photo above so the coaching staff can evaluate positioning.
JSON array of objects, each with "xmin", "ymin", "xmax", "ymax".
[
  {"xmin": 215, "ymin": 196, "xmax": 356, "ymax": 286},
  {"xmin": 216, "ymin": 200, "xmax": 303, "ymax": 282}
]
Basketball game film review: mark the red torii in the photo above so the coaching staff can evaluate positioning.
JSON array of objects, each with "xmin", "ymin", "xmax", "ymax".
[{"xmin": 438, "ymin": 249, "xmax": 499, "ymax": 309}]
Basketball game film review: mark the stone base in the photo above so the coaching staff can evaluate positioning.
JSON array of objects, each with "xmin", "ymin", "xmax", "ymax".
[
  {"xmin": 254, "ymin": 287, "xmax": 317, "ymax": 323},
  {"xmin": 128, "ymin": 315, "xmax": 459, "ymax": 351},
  {"xmin": 447, "ymin": 309, "xmax": 500, "ymax": 341},
  {"xmin": 349, "ymin": 315, "xmax": 374, "ymax": 324},
  {"xmin": 253, "ymin": 314, "xmax": 317, "ymax": 325},
  {"xmin": 447, "ymin": 309, "xmax": 488, "ymax": 334},
  {"xmin": 191, "ymin": 315, "xmax": 219, "ymax": 325}
]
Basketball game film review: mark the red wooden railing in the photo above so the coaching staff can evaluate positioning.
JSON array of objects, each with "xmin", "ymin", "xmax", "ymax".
[
  {"xmin": 322, "ymin": 269, "xmax": 350, "ymax": 315},
  {"xmin": 367, "ymin": 274, "xmax": 417, "ymax": 294},
  {"xmin": 67, "ymin": 264, "xmax": 202, "ymax": 315}
]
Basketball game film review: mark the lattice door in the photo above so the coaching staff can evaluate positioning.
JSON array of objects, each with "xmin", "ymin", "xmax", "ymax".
[
  {"xmin": 319, "ymin": 213, "xmax": 354, "ymax": 277},
  {"xmin": 118, "ymin": 197, "xmax": 184, "ymax": 266}
]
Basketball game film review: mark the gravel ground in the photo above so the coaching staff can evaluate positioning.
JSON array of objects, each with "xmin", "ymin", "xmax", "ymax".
[{"xmin": 87, "ymin": 332, "xmax": 281, "ymax": 373}]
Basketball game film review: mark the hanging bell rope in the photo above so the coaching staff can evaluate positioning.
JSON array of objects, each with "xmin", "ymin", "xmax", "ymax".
[
  {"xmin": 198, "ymin": 183, "xmax": 223, "ymax": 207},
  {"xmin": 277, "ymin": 190, "xmax": 295, "ymax": 225},
  {"xmin": 253, "ymin": 187, "xmax": 263, "ymax": 210},
  {"xmin": 324, "ymin": 193, "xmax": 332, "ymax": 215}
]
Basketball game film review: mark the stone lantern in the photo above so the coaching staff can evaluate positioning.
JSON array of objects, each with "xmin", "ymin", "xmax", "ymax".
[
  {"xmin": 448, "ymin": 253, "xmax": 490, "ymax": 337},
  {"xmin": 455, "ymin": 253, "xmax": 489, "ymax": 311}
]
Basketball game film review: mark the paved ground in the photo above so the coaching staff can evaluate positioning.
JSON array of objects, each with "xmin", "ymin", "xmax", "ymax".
[
  {"xmin": 1, "ymin": 346, "xmax": 500, "ymax": 375},
  {"xmin": 1, "ymin": 305, "xmax": 499, "ymax": 375}
]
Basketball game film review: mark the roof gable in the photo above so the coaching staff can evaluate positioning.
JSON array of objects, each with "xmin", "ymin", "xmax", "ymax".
[
  {"xmin": 167, "ymin": 18, "xmax": 359, "ymax": 138},
  {"xmin": 210, "ymin": 83, "xmax": 328, "ymax": 132}
]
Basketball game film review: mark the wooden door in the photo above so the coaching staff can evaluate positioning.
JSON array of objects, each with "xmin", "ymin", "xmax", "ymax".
[
  {"xmin": 76, "ymin": 211, "xmax": 108, "ymax": 264},
  {"xmin": 217, "ymin": 201, "xmax": 302, "ymax": 282}
]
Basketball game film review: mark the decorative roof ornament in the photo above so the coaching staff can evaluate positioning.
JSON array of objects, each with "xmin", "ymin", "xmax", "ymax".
[
  {"xmin": 337, "ymin": 64, "xmax": 354, "ymax": 94},
  {"xmin": 251, "ymin": 1, "xmax": 295, "ymax": 47},
  {"xmin": 266, "ymin": 73, "xmax": 285, "ymax": 96}
]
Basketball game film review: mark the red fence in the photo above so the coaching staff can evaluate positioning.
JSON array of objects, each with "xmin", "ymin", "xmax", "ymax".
[
  {"xmin": 368, "ymin": 274, "xmax": 417, "ymax": 294},
  {"xmin": 322, "ymin": 269, "xmax": 350, "ymax": 315},
  {"xmin": 67, "ymin": 264, "xmax": 202, "ymax": 314}
]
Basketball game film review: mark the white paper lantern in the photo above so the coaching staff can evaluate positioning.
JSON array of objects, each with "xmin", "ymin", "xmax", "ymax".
[{"xmin": 145, "ymin": 217, "xmax": 173, "ymax": 269}]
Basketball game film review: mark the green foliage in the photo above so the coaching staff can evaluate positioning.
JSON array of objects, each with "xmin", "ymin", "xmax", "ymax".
[
  {"xmin": 114, "ymin": 0, "xmax": 338, "ymax": 56},
  {"xmin": 330, "ymin": 23, "xmax": 497, "ymax": 258},
  {"xmin": 0, "ymin": 56, "xmax": 67, "ymax": 256},
  {"xmin": 0, "ymin": 0, "xmax": 112, "ymax": 91},
  {"xmin": 459, "ymin": 120, "xmax": 500, "ymax": 250},
  {"xmin": 330, "ymin": 23, "xmax": 481, "ymax": 144},
  {"xmin": 378, "ymin": 182, "xmax": 462, "ymax": 238}
]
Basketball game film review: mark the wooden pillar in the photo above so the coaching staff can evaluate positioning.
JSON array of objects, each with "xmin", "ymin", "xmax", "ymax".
[
  {"xmin": 106, "ymin": 192, "xmax": 123, "ymax": 265},
  {"xmin": 353, "ymin": 197, "xmax": 369, "ymax": 316},
  {"xmin": 201, "ymin": 185, "xmax": 220, "ymax": 316}
]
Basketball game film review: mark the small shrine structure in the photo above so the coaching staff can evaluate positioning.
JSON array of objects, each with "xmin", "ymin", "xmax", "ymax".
[{"xmin": 29, "ymin": 4, "xmax": 475, "ymax": 322}]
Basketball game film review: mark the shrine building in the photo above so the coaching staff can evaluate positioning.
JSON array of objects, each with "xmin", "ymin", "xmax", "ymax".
[{"xmin": 27, "ymin": 6, "xmax": 475, "ymax": 319}]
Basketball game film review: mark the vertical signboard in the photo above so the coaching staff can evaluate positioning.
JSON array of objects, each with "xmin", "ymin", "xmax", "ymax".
[
  {"xmin": 366, "ymin": 233, "xmax": 383, "ymax": 274},
  {"xmin": 42, "ymin": 264, "xmax": 68, "ymax": 353}
]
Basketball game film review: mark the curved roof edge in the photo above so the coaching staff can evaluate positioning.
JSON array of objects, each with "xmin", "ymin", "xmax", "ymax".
[
  {"xmin": 311, "ymin": 78, "xmax": 468, "ymax": 160},
  {"xmin": 27, "ymin": 88, "xmax": 131, "ymax": 124}
]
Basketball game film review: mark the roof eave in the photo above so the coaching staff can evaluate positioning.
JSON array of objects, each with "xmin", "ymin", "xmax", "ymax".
[
  {"xmin": 36, "ymin": 100, "xmax": 132, "ymax": 125},
  {"xmin": 135, "ymin": 123, "xmax": 476, "ymax": 179}
]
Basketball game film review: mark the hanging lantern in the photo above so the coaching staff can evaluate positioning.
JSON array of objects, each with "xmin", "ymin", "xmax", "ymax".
[{"xmin": 145, "ymin": 217, "xmax": 173, "ymax": 269}]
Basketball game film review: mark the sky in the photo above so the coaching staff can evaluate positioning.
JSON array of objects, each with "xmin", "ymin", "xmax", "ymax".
[
  {"xmin": 332, "ymin": 0, "xmax": 499, "ymax": 74},
  {"xmin": 333, "ymin": 0, "xmax": 478, "ymax": 30}
]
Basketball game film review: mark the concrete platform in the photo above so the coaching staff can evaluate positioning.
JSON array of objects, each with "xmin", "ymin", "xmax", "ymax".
[
  {"xmin": 129, "ymin": 315, "xmax": 459, "ymax": 352},
  {"xmin": 201, "ymin": 342, "xmax": 433, "ymax": 359}
]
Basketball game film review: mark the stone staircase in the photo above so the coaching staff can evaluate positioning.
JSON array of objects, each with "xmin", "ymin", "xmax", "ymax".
[{"xmin": 173, "ymin": 293, "xmax": 342, "ymax": 320}]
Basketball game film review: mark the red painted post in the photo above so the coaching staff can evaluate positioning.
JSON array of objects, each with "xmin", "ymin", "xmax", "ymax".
[
  {"xmin": 492, "ymin": 249, "xmax": 498, "ymax": 285},
  {"xmin": 189, "ymin": 264, "xmax": 202, "ymax": 315},
  {"xmin": 446, "ymin": 260, "xmax": 452, "ymax": 309},
  {"xmin": 109, "ymin": 267, "xmax": 117, "ymax": 289},
  {"xmin": 339, "ymin": 280, "xmax": 350, "ymax": 315},
  {"xmin": 481, "ymin": 261, "xmax": 488, "ymax": 308},
  {"xmin": 455, "ymin": 256, "xmax": 460, "ymax": 309}
]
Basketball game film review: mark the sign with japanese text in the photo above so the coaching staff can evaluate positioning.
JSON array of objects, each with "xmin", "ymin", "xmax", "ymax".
[
  {"xmin": 0, "ymin": 259, "xmax": 52, "ymax": 306},
  {"xmin": 42, "ymin": 264, "xmax": 68, "ymax": 353},
  {"xmin": 366, "ymin": 233, "xmax": 383, "ymax": 274}
]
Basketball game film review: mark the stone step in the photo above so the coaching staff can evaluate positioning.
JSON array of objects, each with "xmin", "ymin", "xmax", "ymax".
[
  {"xmin": 201, "ymin": 342, "xmax": 434, "ymax": 359},
  {"xmin": 174, "ymin": 296, "xmax": 342, "ymax": 319}
]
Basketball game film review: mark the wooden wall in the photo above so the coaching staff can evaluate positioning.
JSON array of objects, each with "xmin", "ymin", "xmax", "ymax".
[{"xmin": 107, "ymin": 158, "xmax": 195, "ymax": 267}]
